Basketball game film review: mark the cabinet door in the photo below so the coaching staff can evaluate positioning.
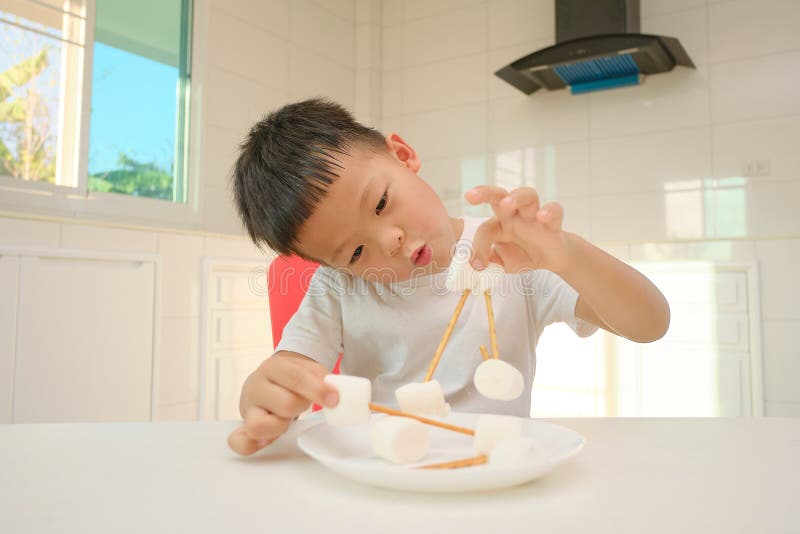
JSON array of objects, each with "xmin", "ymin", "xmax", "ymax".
[
  {"xmin": 215, "ymin": 350, "xmax": 267, "ymax": 421},
  {"xmin": 0, "ymin": 255, "xmax": 19, "ymax": 423},
  {"xmin": 13, "ymin": 255, "xmax": 156, "ymax": 422},
  {"xmin": 639, "ymin": 346, "xmax": 745, "ymax": 417}
]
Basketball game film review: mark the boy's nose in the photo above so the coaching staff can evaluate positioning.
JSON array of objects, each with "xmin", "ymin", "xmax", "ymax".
[{"xmin": 381, "ymin": 229, "xmax": 403, "ymax": 257}]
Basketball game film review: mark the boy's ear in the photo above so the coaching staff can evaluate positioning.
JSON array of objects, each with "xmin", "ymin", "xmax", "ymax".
[{"xmin": 385, "ymin": 132, "xmax": 421, "ymax": 173}]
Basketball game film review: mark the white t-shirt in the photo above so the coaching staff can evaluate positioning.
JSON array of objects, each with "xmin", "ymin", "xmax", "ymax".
[{"xmin": 274, "ymin": 216, "xmax": 598, "ymax": 417}]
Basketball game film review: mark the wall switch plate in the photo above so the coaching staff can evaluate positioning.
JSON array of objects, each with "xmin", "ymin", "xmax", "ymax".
[{"xmin": 740, "ymin": 160, "xmax": 771, "ymax": 177}]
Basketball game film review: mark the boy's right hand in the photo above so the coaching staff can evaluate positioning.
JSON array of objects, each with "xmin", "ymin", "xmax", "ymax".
[{"xmin": 227, "ymin": 351, "xmax": 339, "ymax": 456}]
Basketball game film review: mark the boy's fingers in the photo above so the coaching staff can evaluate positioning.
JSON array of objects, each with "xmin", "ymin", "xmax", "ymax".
[
  {"xmin": 537, "ymin": 202, "xmax": 564, "ymax": 230},
  {"xmin": 249, "ymin": 380, "xmax": 311, "ymax": 419},
  {"xmin": 242, "ymin": 405, "xmax": 291, "ymax": 442},
  {"xmin": 470, "ymin": 218, "xmax": 500, "ymax": 270},
  {"xmin": 464, "ymin": 185, "xmax": 509, "ymax": 206},
  {"xmin": 227, "ymin": 426, "xmax": 275, "ymax": 456},
  {"xmin": 270, "ymin": 358, "xmax": 339, "ymax": 409},
  {"xmin": 511, "ymin": 188, "xmax": 540, "ymax": 220}
]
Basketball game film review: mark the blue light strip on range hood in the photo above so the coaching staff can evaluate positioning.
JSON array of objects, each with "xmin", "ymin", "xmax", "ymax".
[{"xmin": 553, "ymin": 53, "xmax": 641, "ymax": 94}]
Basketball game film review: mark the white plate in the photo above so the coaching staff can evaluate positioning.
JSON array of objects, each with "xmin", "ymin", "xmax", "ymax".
[{"xmin": 297, "ymin": 412, "xmax": 585, "ymax": 493}]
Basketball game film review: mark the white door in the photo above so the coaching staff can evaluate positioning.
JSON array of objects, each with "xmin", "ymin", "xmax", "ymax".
[{"xmin": 13, "ymin": 254, "xmax": 157, "ymax": 422}]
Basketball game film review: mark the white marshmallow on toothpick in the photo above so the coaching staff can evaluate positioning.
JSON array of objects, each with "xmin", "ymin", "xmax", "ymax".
[
  {"xmin": 489, "ymin": 437, "xmax": 537, "ymax": 467},
  {"xmin": 370, "ymin": 416, "xmax": 430, "ymax": 464},
  {"xmin": 473, "ymin": 358, "xmax": 524, "ymax": 401},
  {"xmin": 322, "ymin": 374, "xmax": 371, "ymax": 426},
  {"xmin": 445, "ymin": 247, "xmax": 505, "ymax": 295},
  {"xmin": 473, "ymin": 414, "xmax": 523, "ymax": 455},
  {"xmin": 395, "ymin": 380, "xmax": 451, "ymax": 417}
]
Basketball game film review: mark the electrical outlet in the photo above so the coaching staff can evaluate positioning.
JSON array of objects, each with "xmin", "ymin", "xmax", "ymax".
[
  {"xmin": 754, "ymin": 159, "xmax": 771, "ymax": 176},
  {"xmin": 740, "ymin": 159, "xmax": 771, "ymax": 177}
]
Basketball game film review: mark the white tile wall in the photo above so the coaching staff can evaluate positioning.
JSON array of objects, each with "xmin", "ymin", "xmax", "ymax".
[
  {"xmin": 289, "ymin": 47, "xmax": 355, "ymax": 109},
  {"xmin": 712, "ymin": 116, "xmax": 800, "ymax": 184},
  {"xmin": 200, "ymin": 0, "xmax": 357, "ymax": 234},
  {"xmin": 159, "ymin": 316, "xmax": 199, "ymax": 405},
  {"xmin": 209, "ymin": 0, "xmax": 290, "ymax": 40},
  {"xmin": 590, "ymin": 127, "xmax": 712, "ymax": 196},
  {"xmin": 201, "ymin": 185, "xmax": 241, "ymax": 236},
  {"xmin": 0, "ymin": 217, "xmax": 60, "ymax": 248},
  {"xmin": 708, "ymin": 0, "xmax": 800, "ymax": 63},
  {"xmin": 204, "ymin": 68, "xmax": 287, "ymax": 137},
  {"xmin": 762, "ymin": 320, "xmax": 800, "ymax": 404},
  {"xmin": 60, "ymin": 224, "xmax": 158, "ymax": 254},
  {"xmin": 490, "ymin": 91, "xmax": 590, "ymax": 148},
  {"xmin": 640, "ymin": 0, "xmax": 706, "ymax": 18},
  {"xmin": 488, "ymin": 0, "xmax": 553, "ymax": 50},
  {"xmin": 159, "ymin": 232, "xmax": 204, "ymax": 318},
  {"xmin": 380, "ymin": 1, "xmax": 800, "ymax": 414},
  {"xmin": 202, "ymin": 125, "xmax": 242, "ymax": 189},
  {"xmin": 401, "ymin": 103, "xmax": 488, "ymax": 160},
  {"xmin": 641, "ymin": 5, "xmax": 709, "ymax": 66},
  {"xmin": 755, "ymin": 239, "xmax": 800, "ymax": 320},
  {"xmin": 710, "ymin": 51, "xmax": 800, "ymax": 124},
  {"xmin": 589, "ymin": 66, "xmax": 710, "ymax": 139},
  {"xmin": 291, "ymin": 0, "xmax": 355, "ymax": 69},
  {"xmin": 313, "ymin": 0, "xmax": 356, "ymax": 23},
  {"xmin": 205, "ymin": 235, "xmax": 270, "ymax": 261},
  {"xmin": 207, "ymin": 6, "xmax": 290, "ymax": 92}
]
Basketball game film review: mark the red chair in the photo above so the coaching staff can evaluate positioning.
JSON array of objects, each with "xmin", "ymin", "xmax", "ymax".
[{"xmin": 267, "ymin": 255, "xmax": 341, "ymax": 411}]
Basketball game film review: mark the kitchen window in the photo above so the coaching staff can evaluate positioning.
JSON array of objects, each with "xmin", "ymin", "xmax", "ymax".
[{"xmin": 0, "ymin": 0, "xmax": 195, "ymax": 223}]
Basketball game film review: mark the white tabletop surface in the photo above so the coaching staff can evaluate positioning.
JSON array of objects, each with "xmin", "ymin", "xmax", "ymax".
[{"xmin": 1, "ymin": 416, "xmax": 798, "ymax": 534}]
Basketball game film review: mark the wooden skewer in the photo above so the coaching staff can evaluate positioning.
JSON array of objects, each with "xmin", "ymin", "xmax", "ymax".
[
  {"xmin": 424, "ymin": 289, "xmax": 471, "ymax": 381},
  {"xmin": 415, "ymin": 454, "xmax": 488, "ymax": 470},
  {"xmin": 479, "ymin": 345, "xmax": 491, "ymax": 361},
  {"xmin": 369, "ymin": 403, "xmax": 475, "ymax": 436},
  {"xmin": 484, "ymin": 290, "xmax": 499, "ymax": 359}
]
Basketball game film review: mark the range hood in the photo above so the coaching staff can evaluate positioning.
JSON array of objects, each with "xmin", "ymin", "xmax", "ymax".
[{"xmin": 495, "ymin": 0, "xmax": 695, "ymax": 95}]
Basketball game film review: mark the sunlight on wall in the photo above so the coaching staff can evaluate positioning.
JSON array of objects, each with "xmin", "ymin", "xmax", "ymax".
[{"xmin": 532, "ymin": 262, "xmax": 738, "ymax": 417}]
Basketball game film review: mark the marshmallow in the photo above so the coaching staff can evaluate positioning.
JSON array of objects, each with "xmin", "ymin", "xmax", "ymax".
[
  {"xmin": 445, "ymin": 255, "xmax": 506, "ymax": 295},
  {"xmin": 395, "ymin": 380, "xmax": 451, "ymax": 417},
  {"xmin": 473, "ymin": 358, "xmax": 524, "ymax": 401},
  {"xmin": 489, "ymin": 437, "xmax": 536, "ymax": 467},
  {"xmin": 370, "ymin": 416, "xmax": 430, "ymax": 464},
  {"xmin": 323, "ymin": 374, "xmax": 372, "ymax": 426},
  {"xmin": 473, "ymin": 414, "xmax": 523, "ymax": 455}
]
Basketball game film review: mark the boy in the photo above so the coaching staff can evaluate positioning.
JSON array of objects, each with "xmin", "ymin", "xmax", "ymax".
[{"xmin": 228, "ymin": 98, "xmax": 669, "ymax": 455}]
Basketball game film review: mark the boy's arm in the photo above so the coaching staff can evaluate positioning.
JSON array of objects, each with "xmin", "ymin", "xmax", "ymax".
[
  {"xmin": 466, "ymin": 185, "xmax": 669, "ymax": 344},
  {"xmin": 561, "ymin": 232, "xmax": 669, "ymax": 343}
]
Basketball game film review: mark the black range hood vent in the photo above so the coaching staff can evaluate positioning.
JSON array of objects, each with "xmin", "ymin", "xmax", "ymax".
[{"xmin": 495, "ymin": 0, "xmax": 695, "ymax": 95}]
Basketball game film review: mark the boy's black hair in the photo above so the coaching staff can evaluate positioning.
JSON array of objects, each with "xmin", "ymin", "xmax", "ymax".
[{"xmin": 232, "ymin": 98, "xmax": 386, "ymax": 259}]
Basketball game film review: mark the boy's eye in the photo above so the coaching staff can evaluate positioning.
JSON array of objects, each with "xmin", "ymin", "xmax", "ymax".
[
  {"xmin": 375, "ymin": 190, "xmax": 388, "ymax": 215},
  {"xmin": 349, "ymin": 245, "xmax": 364, "ymax": 265}
]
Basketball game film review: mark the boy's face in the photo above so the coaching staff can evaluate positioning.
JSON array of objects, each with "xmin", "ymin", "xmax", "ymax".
[{"xmin": 295, "ymin": 133, "xmax": 462, "ymax": 282}]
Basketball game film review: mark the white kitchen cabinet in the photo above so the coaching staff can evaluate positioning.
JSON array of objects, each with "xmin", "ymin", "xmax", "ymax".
[
  {"xmin": 201, "ymin": 259, "xmax": 272, "ymax": 420},
  {"xmin": 613, "ymin": 262, "xmax": 762, "ymax": 417},
  {"xmin": 534, "ymin": 261, "xmax": 763, "ymax": 417},
  {"xmin": 10, "ymin": 250, "xmax": 158, "ymax": 423},
  {"xmin": 215, "ymin": 350, "xmax": 270, "ymax": 421},
  {"xmin": 0, "ymin": 255, "xmax": 19, "ymax": 423}
]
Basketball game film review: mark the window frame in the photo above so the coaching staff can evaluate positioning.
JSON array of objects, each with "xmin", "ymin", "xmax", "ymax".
[{"xmin": 0, "ymin": 0, "xmax": 201, "ymax": 229}]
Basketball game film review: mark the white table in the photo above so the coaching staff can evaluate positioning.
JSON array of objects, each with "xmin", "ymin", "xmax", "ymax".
[{"xmin": 1, "ymin": 417, "xmax": 798, "ymax": 533}]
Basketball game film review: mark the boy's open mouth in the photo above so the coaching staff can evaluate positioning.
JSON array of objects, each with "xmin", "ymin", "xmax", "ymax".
[{"xmin": 412, "ymin": 244, "xmax": 432, "ymax": 267}]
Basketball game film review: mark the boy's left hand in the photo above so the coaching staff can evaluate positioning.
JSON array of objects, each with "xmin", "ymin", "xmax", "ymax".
[{"xmin": 465, "ymin": 185, "xmax": 571, "ymax": 274}]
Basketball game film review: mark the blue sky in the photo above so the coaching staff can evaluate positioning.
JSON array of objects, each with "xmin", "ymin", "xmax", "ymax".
[{"xmin": 88, "ymin": 42, "xmax": 178, "ymax": 174}]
